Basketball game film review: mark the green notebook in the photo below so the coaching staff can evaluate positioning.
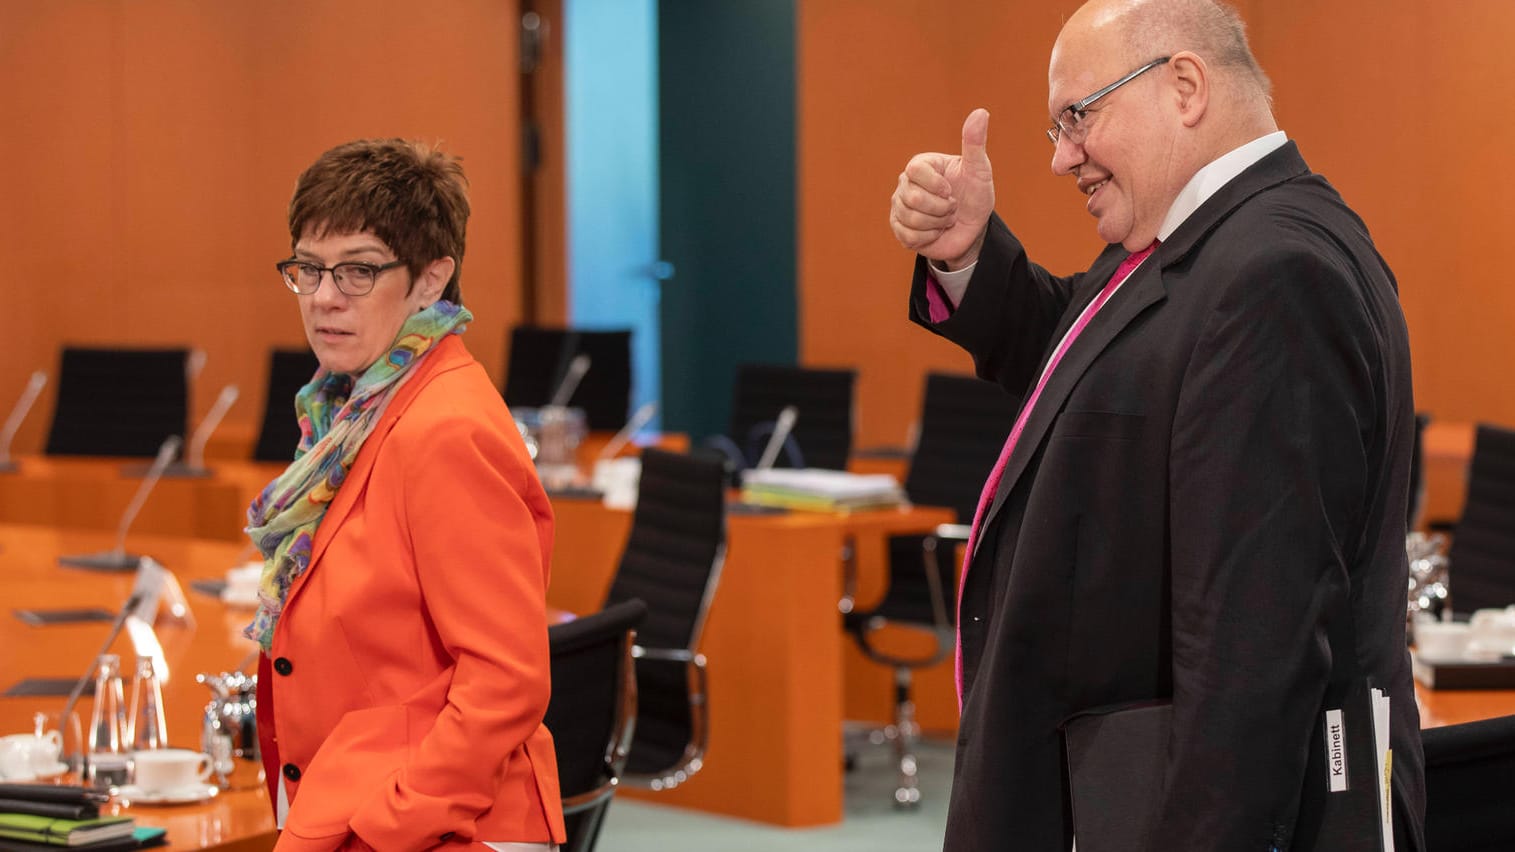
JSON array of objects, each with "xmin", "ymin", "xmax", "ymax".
[{"xmin": 0, "ymin": 814, "xmax": 135, "ymax": 847}]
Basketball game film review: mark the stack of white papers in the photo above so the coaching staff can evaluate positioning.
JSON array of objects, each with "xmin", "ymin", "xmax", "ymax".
[
  {"xmin": 740, "ymin": 468, "xmax": 906, "ymax": 512},
  {"xmin": 1371, "ymin": 687, "xmax": 1393, "ymax": 852}
]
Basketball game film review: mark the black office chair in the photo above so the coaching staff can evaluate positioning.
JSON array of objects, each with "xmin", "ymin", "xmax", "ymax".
[
  {"xmin": 45, "ymin": 346, "xmax": 196, "ymax": 457},
  {"xmin": 503, "ymin": 326, "xmax": 633, "ymax": 431},
  {"xmin": 1408, "ymin": 412, "xmax": 1430, "ymax": 531},
  {"xmin": 602, "ymin": 448, "xmax": 727, "ymax": 790},
  {"xmin": 843, "ymin": 372, "xmax": 1018, "ymax": 807},
  {"xmin": 1422, "ymin": 713, "xmax": 1515, "ymax": 851},
  {"xmin": 721, "ymin": 364, "xmax": 856, "ymax": 471},
  {"xmin": 545, "ymin": 598, "xmax": 646, "ymax": 852},
  {"xmin": 1446, "ymin": 423, "xmax": 1515, "ymax": 614},
  {"xmin": 252, "ymin": 348, "xmax": 320, "ymax": 462}
]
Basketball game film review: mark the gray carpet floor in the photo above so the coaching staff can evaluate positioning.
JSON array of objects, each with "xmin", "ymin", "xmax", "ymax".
[{"xmin": 595, "ymin": 735, "xmax": 953, "ymax": 851}]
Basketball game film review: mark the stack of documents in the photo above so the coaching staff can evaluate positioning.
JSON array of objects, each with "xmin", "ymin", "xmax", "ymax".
[
  {"xmin": 1410, "ymin": 651, "xmax": 1515, "ymax": 689},
  {"xmin": 1370, "ymin": 686, "xmax": 1393, "ymax": 852},
  {"xmin": 0, "ymin": 813, "xmax": 138, "ymax": 848},
  {"xmin": 740, "ymin": 469, "xmax": 906, "ymax": 512},
  {"xmin": 0, "ymin": 784, "xmax": 165, "ymax": 850},
  {"xmin": 1317, "ymin": 684, "xmax": 1395, "ymax": 851}
]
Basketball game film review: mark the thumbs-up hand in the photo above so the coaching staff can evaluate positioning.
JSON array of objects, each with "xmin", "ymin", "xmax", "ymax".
[{"xmin": 889, "ymin": 109, "xmax": 995, "ymax": 269}]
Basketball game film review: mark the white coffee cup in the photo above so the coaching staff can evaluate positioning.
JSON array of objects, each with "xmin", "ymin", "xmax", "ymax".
[
  {"xmin": 1468, "ymin": 607, "xmax": 1515, "ymax": 656},
  {"xmin": 593, "ymin": 457, "xmax": 641, "ymax": 510},
  {"xmin": 1415, "ymin": 620, "xmax": 1473, "ymax": 661},
  {"xmin": 132, "ymin": 748, "xmax": 212, "ymax": 793},
  {"xmin": 0, "ymin": 743, "xmax": 32, "ymax": 779},
  {"xmin": 222, "ymin": 562, "xmax": 262, "ymax": 606},
  {"xmin": 0, "ymin": 730, "xmax": 62, "ymax": 776}
]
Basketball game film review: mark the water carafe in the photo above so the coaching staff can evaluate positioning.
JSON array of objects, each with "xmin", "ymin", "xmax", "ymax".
[
  {"xmin": 85, "ymin": 654, "xmax": 128, "ymax": 787},
  {"xmin": 125, "ymin": 655, "xmax": 169, "ymax": 751},
  {"xmin": 196, "ymin": 671, "xmax": 262, "ymax": 790}
]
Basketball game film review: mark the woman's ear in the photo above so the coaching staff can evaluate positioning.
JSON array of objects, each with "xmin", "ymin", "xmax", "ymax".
[{"xmin": 416, "ymin": 256, "xmax": 456, "ymax": 304}]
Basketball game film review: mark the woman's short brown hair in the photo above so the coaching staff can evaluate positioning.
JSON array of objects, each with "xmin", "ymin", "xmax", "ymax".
[{"xmin": 288, "ymin": 139, "xmax": 470, "ymax": 304}]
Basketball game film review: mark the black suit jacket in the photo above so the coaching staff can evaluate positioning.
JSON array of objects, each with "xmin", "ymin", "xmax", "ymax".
[{"xmin": 912, "ymin": 143, "xmax": 1426, "ymax": 851}]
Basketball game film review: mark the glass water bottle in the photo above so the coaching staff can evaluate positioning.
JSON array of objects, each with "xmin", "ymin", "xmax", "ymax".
[{"xmin": 126, "ymin": 655, "xmax": 169, "ymax": 751}]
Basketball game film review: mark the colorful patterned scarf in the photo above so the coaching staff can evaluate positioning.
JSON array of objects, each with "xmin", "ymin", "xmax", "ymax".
[{"xmin": 244, "ymin": 300, "xmax": 473, "ymax": 652}]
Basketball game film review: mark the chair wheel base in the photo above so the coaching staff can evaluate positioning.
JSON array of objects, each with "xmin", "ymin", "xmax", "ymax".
[{"xmin": 893, "ymin": 786, "xmax": 922, "ymax": 808}]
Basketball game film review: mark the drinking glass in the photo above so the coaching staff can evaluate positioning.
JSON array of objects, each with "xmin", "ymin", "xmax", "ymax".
[
  {"xmin": 126, "ymin": 655, "xmax": 169, "ymax": 751},
  {"xmin": 84, "ymin": 654, "xmax": 129, "ymax": 787}
]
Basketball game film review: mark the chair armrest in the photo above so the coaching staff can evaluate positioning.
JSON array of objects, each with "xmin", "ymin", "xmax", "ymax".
[
  {"xmin": 933, "ymin": 523, "xmax": 971, "ymax": 542},
  {"xmin": 632, "ymin": 645, "xmax": 699, "ymax": 664}
]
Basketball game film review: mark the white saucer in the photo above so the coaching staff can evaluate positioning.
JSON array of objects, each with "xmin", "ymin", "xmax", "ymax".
[
  {"xmin": 116, "ymin": 783, "xmax": 220, "ymax": 805},
  {"xmin": 219, "ymin": 588, "xmax": 259, "ymax": 609},
  {"xmin": 32, "ymin": 761, "xmax": 69, "ymax": 779}
]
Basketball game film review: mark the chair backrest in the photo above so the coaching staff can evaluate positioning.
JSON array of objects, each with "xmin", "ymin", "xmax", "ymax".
[
  {"xmin": 904, "ymin": 372, "xmax": 1020, "ymax": 523},
  {"xmin": 45, "ymin": 347, "xmax": 192, "ymax": 457},
  {"xmin": 545, "ymin": 598, "xmax": 646, "ymax": 852},
  {"xmin": 605, "ymin": 448, "xmax": 727, "ymax": 652},
  {"xmin": 1408, "ymin": 412, "xmax": 1430, "ymax": 529},
  {"xmin": 503, "ymin": 326, "xmax": 633, "ymax": 431},
  {"xmin": 1448, "ymin": 423, "xmax": 1515, "ymax": 614},
  {"xmin": 252, "ymin": 348, "xmax": 320, "ymax": 462},
  {"xmin": 603, "ymin": 448, "xmax": 726, "ymax": 786},
  {"xmin": 1422, "ymin": 713, "xmax": 1515, "ymax": 851},
  {"xmin": 728, "ymin": 364, "xmax": 855, "ymax": 471}
]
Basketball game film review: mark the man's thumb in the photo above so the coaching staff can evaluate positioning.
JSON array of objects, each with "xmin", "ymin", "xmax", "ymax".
[{"xmin": 961, "ymin": 108, "xmax": 991, "ymax": 169}]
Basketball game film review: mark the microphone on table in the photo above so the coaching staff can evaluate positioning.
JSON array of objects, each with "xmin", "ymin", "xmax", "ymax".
[
  {"xmin": 0, "ymin": 370, "xmax": 47, "ymax": 474},
  {"xmin": 122, "ymin": 384, "xmax": 238, "ymax": 479},
  {"xmin": 597, "ymin": 401, "xmax": 659, "ymax": 461},
  {"xmin": 60, "ymin": 435, "xmax": 182, "ymax": 571},
  {"xmin": 549, "ymin": 354, "xmax": 592, "ymax": 408},
  {"xmin": 725, "ymin": 406, "xmax": 801, "ymax": 515},
  {"xmin": 754, "ymin": 405, "xmax": 799, "ymax": 471}
]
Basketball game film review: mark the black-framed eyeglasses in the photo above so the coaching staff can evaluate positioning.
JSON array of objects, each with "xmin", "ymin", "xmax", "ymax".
[
  {"xmin": 275, "ymin": 258, "xmax": 406, "ymax": 296},
  {"xmin": 1046, "ymin": 56, "xmax": 1171, "ymax": 147}
]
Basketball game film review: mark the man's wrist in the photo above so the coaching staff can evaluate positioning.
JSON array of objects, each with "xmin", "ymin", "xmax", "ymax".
[{"xmin": 943, "ymin": 230, "xmax": 987, "ymax": 271}]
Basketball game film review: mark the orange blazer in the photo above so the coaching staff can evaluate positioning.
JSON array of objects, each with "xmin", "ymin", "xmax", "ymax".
[{"xmin": 254, "ymin": 334, "xmax": 565, "ymax": 851}]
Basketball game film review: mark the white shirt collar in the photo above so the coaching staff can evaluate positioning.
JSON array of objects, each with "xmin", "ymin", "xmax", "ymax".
[{"xmin": 1156, "ymin": 130, "xmax": 1288, "ymax": 241}]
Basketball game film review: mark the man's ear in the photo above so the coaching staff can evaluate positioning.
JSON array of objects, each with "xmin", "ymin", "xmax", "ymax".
[{"xmin": 1169, "ymin": 51, "xmax": 1209, "ymax": 127}]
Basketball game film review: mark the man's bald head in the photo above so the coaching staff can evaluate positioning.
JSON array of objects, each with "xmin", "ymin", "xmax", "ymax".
[
  {"xmin": 1068, "ymin": 0, "xmax": 1271, "ymax": 104},
  {"xmin": 1046, "ymin": 0, "xmax": 1279, "ymax": 249}
]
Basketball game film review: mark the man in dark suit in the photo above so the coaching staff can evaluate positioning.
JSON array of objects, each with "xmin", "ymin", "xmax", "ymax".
[{"xmin": 889, "ymin": 0, "xmax": 1425, "ymax": 849}]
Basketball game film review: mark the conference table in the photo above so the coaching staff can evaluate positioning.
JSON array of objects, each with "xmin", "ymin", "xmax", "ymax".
[
  {"xmin": 0, "ymin": 524, "xmax": 275, "ymax": 851},
  {"xmin": 0, "ymin": 458, "xmax": 959, "ymax": 832}
]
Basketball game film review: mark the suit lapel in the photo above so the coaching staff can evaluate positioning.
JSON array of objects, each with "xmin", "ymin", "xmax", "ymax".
[
  {"xmin": 1041, "ymin": 245, "xmax": 1128, "ymax": 360},
  {"xmin": 279, "ymin": 336, "xmax": 466, "ymax": 611},
  {"xmin": 979, "ymin": 254, "xmax": 1168, "ymax": 533},
  {"xmin": 973, "ymin": 140, "xmax": 1314, "ymax": 540}
]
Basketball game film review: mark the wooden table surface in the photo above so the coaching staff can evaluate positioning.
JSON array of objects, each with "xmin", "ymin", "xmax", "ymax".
[
  {"xmin": 0, "ymin": 524, "xmax": 275, "ymax": 851},
  {"xmin": 0, "ymin": 489, "xmax": 957, "ymax": 830}
]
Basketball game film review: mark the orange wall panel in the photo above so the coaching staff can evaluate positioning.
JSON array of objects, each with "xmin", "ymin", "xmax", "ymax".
[
  {"xmin": 6, "ymin": 1, "xmax": 1512, "ymax": 461},
  {"xmin": 799, "ymin": 0, "xmax": 1515, "ymax": 448},
  {"xmin": 0, "ymin": 0, "xmax": 522, "ymax": 458}
]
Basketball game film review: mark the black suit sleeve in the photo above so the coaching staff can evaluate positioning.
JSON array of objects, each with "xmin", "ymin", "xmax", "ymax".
[
  {"xmin": 906, "ymin": 212, "xmax": 1082, "ymax": 395},
  {"xmin": 1155, "ymin": 241, "xmax": 1383, "ymax": 849}
]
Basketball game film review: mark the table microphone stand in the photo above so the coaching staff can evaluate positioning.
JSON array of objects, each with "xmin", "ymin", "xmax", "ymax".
[
  {"xmin": 59, "ymin": 435, "xmax": 181, "ymax": 571},
  {"xmin": 0, "ymin": 371, "xmax": 47, "ymax": 474}
]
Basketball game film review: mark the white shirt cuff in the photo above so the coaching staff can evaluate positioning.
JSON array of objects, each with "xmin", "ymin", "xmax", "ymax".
[{"xmin": 927, "ymin": 259, "xmax": 976, "ymax": 308}]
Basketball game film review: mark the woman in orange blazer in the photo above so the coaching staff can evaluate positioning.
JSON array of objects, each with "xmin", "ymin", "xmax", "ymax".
[{"xmin": 247, "ymin": 139, "xmax": 564, "ymax": 851}]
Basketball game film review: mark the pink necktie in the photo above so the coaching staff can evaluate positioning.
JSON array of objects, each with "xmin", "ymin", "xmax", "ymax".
[{"xmin": 953, "ymin": 241, "xmax": 1157, "ymax": 703}]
